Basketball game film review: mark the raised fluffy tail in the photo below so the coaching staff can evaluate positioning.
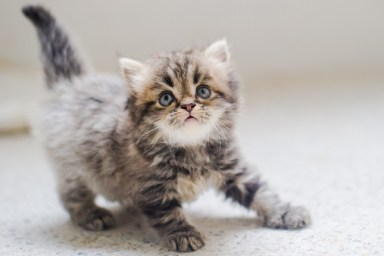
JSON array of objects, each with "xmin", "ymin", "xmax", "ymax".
[{"xmin": 22, "ymin": 5, "xmax": 84, "ymax": 88}]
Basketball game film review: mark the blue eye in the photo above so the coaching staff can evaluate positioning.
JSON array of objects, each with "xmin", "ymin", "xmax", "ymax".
[
  {"xmin": 159, "ymin": 92, "xmax": 174, "ymax": 106},
  {"xmin": 196, "ymin": 85, "xmax": 211, "ymax": 99}
]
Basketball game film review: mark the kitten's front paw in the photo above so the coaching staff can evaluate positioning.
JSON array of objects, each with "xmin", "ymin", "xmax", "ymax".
[
  {"xmin": 75, "ymin": 207, "xmax": 116, "ymax": 231},
  {"xmin": 165, "ymin": 227, "xmax": 205, "ymax": 252},
  {"xmin": 266, "ymin": 205, "xmax": 311, "ymax": 230}
]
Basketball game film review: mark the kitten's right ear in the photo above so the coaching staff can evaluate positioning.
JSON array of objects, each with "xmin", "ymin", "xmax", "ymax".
[
  {"xmin": 205, "ymin": 39, "xmax": 230, "ymax": 65},
  {"xmin": 119, "ymin": 57, "xmax": 147, "ymax": 93}
]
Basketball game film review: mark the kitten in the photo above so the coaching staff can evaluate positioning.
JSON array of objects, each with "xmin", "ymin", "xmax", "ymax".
[{"xmin": 23, "ymin": 5, "xmax": 311, "ymax": 252}]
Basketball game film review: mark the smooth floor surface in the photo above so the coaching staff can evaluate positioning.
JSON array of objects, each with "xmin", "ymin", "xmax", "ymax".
[{"xmin": 1, "ymin": 76, "xmax": 383, "ymax": 255}]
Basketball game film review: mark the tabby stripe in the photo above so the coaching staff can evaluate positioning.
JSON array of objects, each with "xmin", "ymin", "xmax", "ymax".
[
  {"xmin": 142, "ymin": 199, "xmax": 181, "ymax": 219},
  {"xmin": 225, "ymin": 181, "xmax": 261, "ymax": 208}
]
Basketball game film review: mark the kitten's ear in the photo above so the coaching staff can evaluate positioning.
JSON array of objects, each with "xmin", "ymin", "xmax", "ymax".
[
  {"xmin": 205, "ymin": 39, "xmax": 230, "ymax": 65},
  {"xmin": 119, "ymin": 57, "xmax": 147, "ymax": 93}
]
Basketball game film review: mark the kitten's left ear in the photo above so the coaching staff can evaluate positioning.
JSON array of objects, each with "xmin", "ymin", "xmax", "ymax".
[
  {"xmin": 205, "ymin": 39, "xmax": 230, "ymax": 65},
  {"xmin": 119, "ymin": 57, "xmax": 147, "ymax": 93}
]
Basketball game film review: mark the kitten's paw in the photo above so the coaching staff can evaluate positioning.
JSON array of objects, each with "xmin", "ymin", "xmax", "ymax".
[
  {"xmin": 76, "ymin": 207, "xmax": 116, "ymax": 231},
  {"xmin": 266, "ymin": 205, "xmax": 311, "ymax": 230},
  {"xmin": 166, "ymin": 227, "xmax": 205, "ymax": 252}
]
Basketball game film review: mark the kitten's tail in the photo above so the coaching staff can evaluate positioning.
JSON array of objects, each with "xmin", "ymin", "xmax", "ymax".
[{"xmin": 22, "ymin": 5, "xmax": 85, "ymax": 88}]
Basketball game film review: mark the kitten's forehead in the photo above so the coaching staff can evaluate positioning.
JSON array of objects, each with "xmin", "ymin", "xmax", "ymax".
[
  {"xmin": 161, "ymin": 51, "xmax": 200, "ymax": 82},
  {"xmin": 150, "ymin": 50, "xmax": 215, "ymax": 97}
]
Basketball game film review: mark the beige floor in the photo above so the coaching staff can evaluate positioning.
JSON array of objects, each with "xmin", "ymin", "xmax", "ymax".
[{"xmin": 0, "ymin": 74, "xmax": 383, "ymax": 255}]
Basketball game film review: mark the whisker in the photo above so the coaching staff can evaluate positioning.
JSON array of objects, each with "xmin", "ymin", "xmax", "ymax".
[{"xmin": 135, "ymin": 126, "xmax": 160, "ymax": 144}]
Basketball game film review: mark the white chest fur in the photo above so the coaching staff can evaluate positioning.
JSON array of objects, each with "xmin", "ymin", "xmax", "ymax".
[{"xmin": 176, "ymin": 171, "xmax": 223, "ymax": 202}]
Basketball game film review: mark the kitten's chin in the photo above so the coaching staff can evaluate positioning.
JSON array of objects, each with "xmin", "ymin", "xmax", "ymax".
[{"xmin": 157, "ymin": 120, "xmax": 214, "ymax": 146}]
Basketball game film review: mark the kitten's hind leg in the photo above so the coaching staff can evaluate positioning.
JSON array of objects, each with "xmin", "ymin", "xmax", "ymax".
[
  {"xmin": 59, "ymin": 175, "xmax": 116, "ymax": 231},
  {"xmin": 221, "ymin": 164, "xmax": 311, "ymax": 229}
]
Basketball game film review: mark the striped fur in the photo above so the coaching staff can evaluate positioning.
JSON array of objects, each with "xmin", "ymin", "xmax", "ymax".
[
  {"xmin": 22, "ymin": 5, "xmax": 84, "ymax": 88},
  {"xmin": 23, "ymin": 5, "xmax": 311, "ymax": 252}
]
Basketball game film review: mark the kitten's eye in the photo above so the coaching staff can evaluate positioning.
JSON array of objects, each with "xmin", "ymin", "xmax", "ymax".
[
  {"xmin": 159, "ymin": 92, "xmax": 174, "ymax": 106},
  {"xmin": 196, "ymin": 85, "xmax": 211, "ymax": 99}
]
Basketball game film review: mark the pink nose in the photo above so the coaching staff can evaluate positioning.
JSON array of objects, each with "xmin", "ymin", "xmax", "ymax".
[{"xmin": 181, "ymin": 103, "xmax": 196, "ymax": 112}]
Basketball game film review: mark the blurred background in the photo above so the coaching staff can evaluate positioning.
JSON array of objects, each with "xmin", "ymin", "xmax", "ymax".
[{"xmin": 0, "ymin": 1, "xmax": 384, "ymax": 255}]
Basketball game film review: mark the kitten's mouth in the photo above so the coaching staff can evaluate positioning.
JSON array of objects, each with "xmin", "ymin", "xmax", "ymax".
[{"xmin": 185, "ymin": 115, "xmax": 197, "ymax": 123}]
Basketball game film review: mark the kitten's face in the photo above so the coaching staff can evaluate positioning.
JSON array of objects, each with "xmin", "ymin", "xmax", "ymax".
[{"xmin": 121, "ymin": 40, "xmax": 238, "ymax": 146}]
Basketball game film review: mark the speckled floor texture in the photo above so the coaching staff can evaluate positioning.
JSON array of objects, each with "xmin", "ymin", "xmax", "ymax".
[{"xmin": 1, "ymin": 76, "xmax": 384, "ymax": 255}]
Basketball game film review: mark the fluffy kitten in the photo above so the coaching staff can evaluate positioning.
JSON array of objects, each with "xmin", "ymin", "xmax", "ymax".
[{"xmin": 23, "ymin": 5, "xmax": 311, "ymax": 252}]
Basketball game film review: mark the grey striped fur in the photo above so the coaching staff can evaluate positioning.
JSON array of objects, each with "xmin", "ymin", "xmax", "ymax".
[
  {"xmin": 22, "ymin": 5, "xmax": 84, "ymax": 87},
  {"xmin": 23, "ymin": 5, "xmax": 311, "ymax": 252}
]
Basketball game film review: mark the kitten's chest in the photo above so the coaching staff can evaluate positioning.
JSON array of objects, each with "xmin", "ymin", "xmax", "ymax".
[
  {"xmin": 176, "ymin": 171, "xmax": 223, "ymax": 202},
  {"xmin": 169, "ymin": 146, "xmax": 217, "ymax": 168},
  {"xmin": 172, "ymin": 148, "xmax": 223, "ymax": 202},
  {"xmin": 162, "ymin": 145, "xmax": 227, "ymax": 202}
]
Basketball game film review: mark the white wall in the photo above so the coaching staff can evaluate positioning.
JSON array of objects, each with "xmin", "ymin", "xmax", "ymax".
[{"xmin": 1, "ymin": 0, "xmax": 384, "ymax": 80}]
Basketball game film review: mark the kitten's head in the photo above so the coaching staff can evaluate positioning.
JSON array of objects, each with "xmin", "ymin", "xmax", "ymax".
[{"xmin": 121, "ymin": 40, "xmax": 239, "ymax": 146}]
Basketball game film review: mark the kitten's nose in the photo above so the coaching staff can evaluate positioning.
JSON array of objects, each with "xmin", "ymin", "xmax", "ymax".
[{"xmin": 181, "ymin": 103, "xmax": 196, "ymax": 112}]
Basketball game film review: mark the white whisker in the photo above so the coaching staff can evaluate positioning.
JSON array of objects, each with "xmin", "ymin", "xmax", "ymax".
[{"xmin": 135, "ymin": 126, "xmax": 160, "ymax": 144}]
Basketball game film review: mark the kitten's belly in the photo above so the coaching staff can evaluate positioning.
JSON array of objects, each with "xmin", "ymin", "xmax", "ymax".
[
  {"xmin": 177, "ymin": 171, "xmax": 223, "ymax": 202},
  {"xmin": 85, "ymin": 170, "xmax": 137, "ymax": 205}
]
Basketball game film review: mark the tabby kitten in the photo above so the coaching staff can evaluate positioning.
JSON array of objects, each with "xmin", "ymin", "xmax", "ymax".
[{"xmin": 23, "ymin": 5, "xmax": 311, "ymax": 252}]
